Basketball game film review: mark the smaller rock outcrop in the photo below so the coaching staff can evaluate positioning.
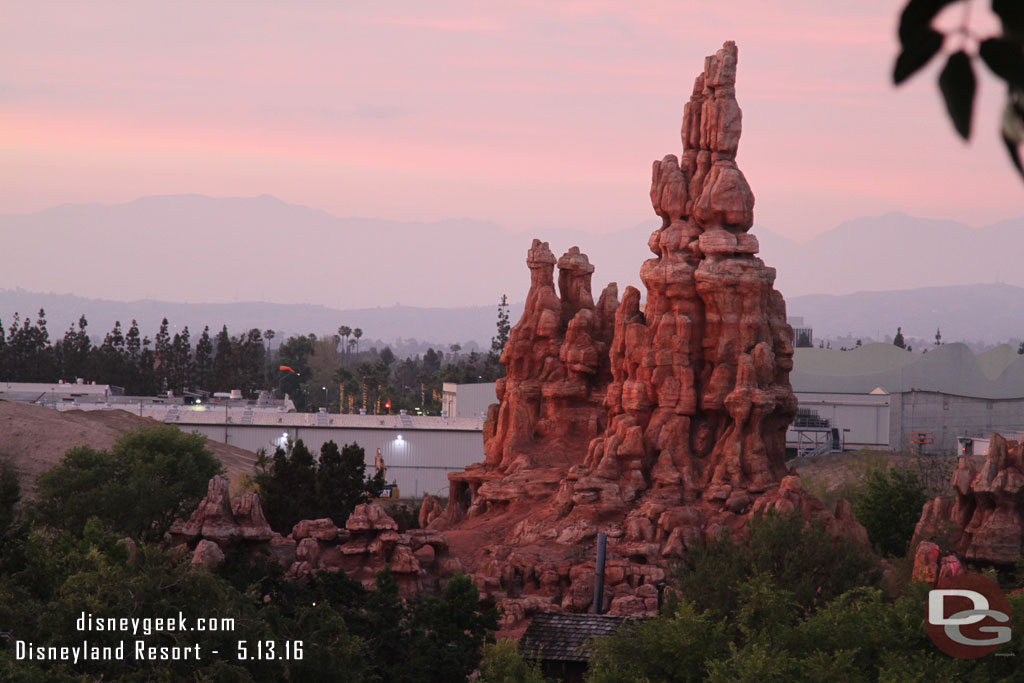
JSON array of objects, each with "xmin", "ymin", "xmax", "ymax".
[
  {"xmin": 914, "ymin": 433, "xmax": 1024, "ymax": 566},
  {"xmin": 910, "ymin": 540, "xmax": 964, "ymax": 585},
  {"xmin": 167, "ymin": 478, "xmax": 461, "ymax": 599}
]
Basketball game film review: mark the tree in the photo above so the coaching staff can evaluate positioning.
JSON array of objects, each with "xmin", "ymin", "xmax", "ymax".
[
  {"xmin": 264, "ymin": 328, "xmax": 276, "ymax": 354},
  {"xmin": 211, "ymin": 325, "xmax": 234, "ymax": 392},
  {"xmin": 478, "ymin": 639, "xmax": 547, "ymax": 683},
  {"xmin": 894, "ymin": 0, "xmax": 1024, "ymax": 178},
  {"xmin": 338, "ymin": 325, "xmax": 352, "ymax": 362},
  {"xmin": 795, "ymin": 331, "xmax": 811, "ymax": 348},
  {"xmin": 935, "ymin": 327, "xmax": 942, "ymax": 345},
  {"xmin": 587, "ymin": 600, "xmax": 730, "ymax": 683},
  {"xmin": 154, "ymin": 317, "xmax": 172, "ymax": 391},
  {"xmin": 353, "ymin": 327, "xmax": 363, "ymax": 356},
  {"xmin": 194, "ymin": 325, "xmax": 213, "ymax": 389},
  {"xmin": 853, "ymin": 467, "xmax": 928, "ymax": 557},
  {"xmin": 893, "ymin": 326, "xmax": 906, "ymax": 349},
  {"xmin": 33, "ymin": 425, "xmax": 223, "ymax": 541},
  {"xmin": 316, "ymin": 441, "xmax": 384, "ymax": 525},
  {"xmin": 256, "ymin": 440, "xmax": 383, "ymax": 533},
  {"xmin": 490, "ymin": 294, "xmax": 511, "ymax": 359},
  {"xmin": 675, "ymin": 510, "xmax": 880, "ymax": 619},
  {"xmin": 0, "ymin": 458, "xmax": 21, "ymax": 543}
]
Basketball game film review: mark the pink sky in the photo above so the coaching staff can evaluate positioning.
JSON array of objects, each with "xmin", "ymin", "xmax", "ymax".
[{"xmin": 0, "ymin": 1, "xmax": 1019, "ymax": 240}]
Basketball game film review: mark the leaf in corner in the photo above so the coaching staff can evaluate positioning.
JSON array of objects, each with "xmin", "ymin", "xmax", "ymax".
[
  {"xmin": 898, "ymin": 0, "xmax": 959, "ymax": 45},
  {"xmin": 1002, "ymin": 94, "xmax": 1024, "ymax": 178},
  {"xmin": 992, "ymin": 0, "xmax": 1024, "ymax": 40},
  {"xmin": 938, "ymin": 51, "xmax": 976, "ymax": 139},
  {"xmin": 980, "ymin": 37, "xmax": 1024, "ymax": 90},
  {"xmin": 894, "ymin": 28, "xmax": 944, "ymax": 84}
]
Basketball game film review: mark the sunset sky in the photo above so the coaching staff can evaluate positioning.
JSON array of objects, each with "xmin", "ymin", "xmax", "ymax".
[{"xmin": 1, "ymin": 1, "xmax": 1018, "ymax": 241}]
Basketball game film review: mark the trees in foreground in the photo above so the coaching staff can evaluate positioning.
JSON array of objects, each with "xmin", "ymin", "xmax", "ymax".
[
  {"xmin": 0, "ymin": 426, "xmax": 496, "ymax": 681},
  {"xmin": 254, "ymin": 439, "xmax": 385, "ymax": 533}
]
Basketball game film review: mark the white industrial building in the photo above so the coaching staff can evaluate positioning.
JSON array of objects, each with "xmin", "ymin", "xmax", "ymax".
[
  {"xmin": 2, "ymin": 380, "xmax": 485, "ymax": 499},
  {"xmin": 790, "ymin": 343, "xmax": 1024, "ymax": 453}
]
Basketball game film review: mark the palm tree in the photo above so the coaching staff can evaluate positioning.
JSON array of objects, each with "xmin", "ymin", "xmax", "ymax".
[
  {"xmin": 449, "ymin": 343, "xmax": 461, "ymax": 362},
  {"xmin": 338, "ymin": 325, "xmax": 351, "ymax": 363},
  {"xmin": 264, "ymin": 329, "xmax": 276, "ymax": 359},
  {"xmin": 353, "ymin": 328, "xmax": 362, "ymax": 356}
]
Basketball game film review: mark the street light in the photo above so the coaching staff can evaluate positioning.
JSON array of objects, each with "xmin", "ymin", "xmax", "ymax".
[{"xmin": 322, "ymin": 386, "xmax": 328, "ymax": 408}]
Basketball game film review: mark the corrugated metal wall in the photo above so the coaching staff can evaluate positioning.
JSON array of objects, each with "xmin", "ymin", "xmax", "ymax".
[
  {"xmin": 792, "ymin": 392, "xmax": 890, "ymax": 448},
  {"xmin": 891, "ymin": 391, "xmax": 1024, "ymax": 453},
  {"xmin": 179, "ymin": 423, "xmax": 483, "ymax": 498}
]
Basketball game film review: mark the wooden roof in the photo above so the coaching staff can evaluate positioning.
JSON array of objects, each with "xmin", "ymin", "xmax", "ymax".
[{"xmin": 519, "ymin": 613, "xmax": 634, "ymax": 663}]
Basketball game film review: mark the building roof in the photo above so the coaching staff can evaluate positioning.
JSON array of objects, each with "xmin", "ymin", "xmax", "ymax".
[
  {"xmin": 791, "ymin": 343, "xmax": 1024, "ymax": 399},
  {"xmin": 519, "ymin": 613, "xmax": 634, "ymax": 663},
  {"xmin": 39, "ymin": 402, "xmax": 484, "ymax": 431}
]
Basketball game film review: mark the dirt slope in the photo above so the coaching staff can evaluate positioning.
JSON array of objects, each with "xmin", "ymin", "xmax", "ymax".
[{"xmin": 0, "ymin": 400, "xmax": 258, "ymax": 495}]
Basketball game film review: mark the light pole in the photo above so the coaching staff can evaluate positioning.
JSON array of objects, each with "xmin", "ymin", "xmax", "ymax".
[{"xmin": 322, "ymin": 386, "xmax": 328, "ymax": 410}]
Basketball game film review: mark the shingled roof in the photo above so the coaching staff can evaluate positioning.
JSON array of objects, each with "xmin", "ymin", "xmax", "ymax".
[{"xmin": 519, "ymin": 613, "xmax": 635, "ymax": 663}]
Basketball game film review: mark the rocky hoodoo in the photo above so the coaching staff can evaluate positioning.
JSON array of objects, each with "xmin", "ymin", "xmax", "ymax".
[
  {"xmin": 431, "ymin": 41, "xmax": 867, "ymax": 625},
  {"xmin": 913, "ymin": 433, "xmax": 1024, "ymax": 567},
  {"xmin": 167, "ymin": 477, "xmax": 460, "ymax": 597}
]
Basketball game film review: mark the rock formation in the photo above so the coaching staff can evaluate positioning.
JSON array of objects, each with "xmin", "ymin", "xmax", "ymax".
[
  {"xmin": 914, "ymin": 433, "xmax": 1024, "ymax": 566},
  {"xmin": 430, "ymin": 41, "xmax": 867, "ymax": 623},
  {"xmin": 167, "ymin": 477, "xmax": 460, "ymax": 597},
  {"xmin": 171, "ymin": 43, "xmax": 869, "ymax": 628}
]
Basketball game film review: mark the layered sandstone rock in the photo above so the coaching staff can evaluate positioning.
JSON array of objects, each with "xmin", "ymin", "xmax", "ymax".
[
  {"xmin": 172, "ymin": 42, "xmax": 868, "ymax": 627},
  {"xmin": 429, "ymin": 41, "xmax": 867, "ymax": 624},
  {"xmin": 439, "ymin": 241, "xmax": 618, "ymax": 522},
  {"xmin": 914, "ymin": 433, "xmax": 1024, "ymax": 566},
  {"xmin": 167, "ymin": 483, "xmax": 458, "ymax": 598}
]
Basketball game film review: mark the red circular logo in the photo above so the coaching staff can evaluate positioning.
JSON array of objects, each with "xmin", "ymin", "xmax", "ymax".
[{"xmin": 926, "ymin": 573, "xmax": 1012, "ymax": 659}]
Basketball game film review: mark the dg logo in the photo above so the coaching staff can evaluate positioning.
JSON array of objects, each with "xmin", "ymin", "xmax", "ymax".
[{"xmin": 926, "ymin": 573, "xmax": 1012, "ymax": 659}]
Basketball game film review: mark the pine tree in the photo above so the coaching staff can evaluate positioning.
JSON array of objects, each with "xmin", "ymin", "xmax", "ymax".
[
  {"xmin": 893, "ymin": 327, "xmax": 905, "ymax": 349},
  {"xmin": 154, "ymin": 318, "xmax": 172, "ymax": 391},
  {"xmin": 211, "ymin": 325, "xmax": 233, "ymax": 392},
  {"xmin": 194, "ymin": 326, "xmax": 214, "ymax": 389}
]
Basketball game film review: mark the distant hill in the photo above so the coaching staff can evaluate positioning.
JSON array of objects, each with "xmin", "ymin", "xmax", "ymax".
[
  {"xmin": 3, "ymin": 282, "xmax": 1024, "ymax": 350},
  {"xmin": 3, "ymin": 195, "xmax": 1021, "ymax": 311},
  {"xmin": 758, "ymin": 213, "xmax": 1024, "ymax": 298},
  {"xmin": 785, "ymin": 283, "xmax": 1024, "ymax": 346},
  {"xmin": 0, "ymin": 194, "xmax": 655, "ymax": 311}
]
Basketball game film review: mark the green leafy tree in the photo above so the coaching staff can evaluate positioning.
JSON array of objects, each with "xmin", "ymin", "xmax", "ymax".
[
  {"xmin": 33, "ymin": 425, "xmax": 223, "ymax": 541},
  {"xmin": 479, "ymin": 639, "xmax": 548, "ymax": 683},
  {"xmin": 257, "ymin": 440, "xmax": 384, "ymax": 532},
  {"xmin": 854, "ymin": 467, "xmax": 929, "ymax": 557},
  {"xmin": 676, "ymin": 510, "xmax": 880, "ymax": 619},
  {"xmin": 316, "ymin": 441, "xmax": 385, "ymax": 526},
  {"xmin": 0, "ymin": 459, "xmax": 22, "ymax": 545},
  {"xmin": 587, "ymin": 599, "xmax": 731, "ymax": 683}
]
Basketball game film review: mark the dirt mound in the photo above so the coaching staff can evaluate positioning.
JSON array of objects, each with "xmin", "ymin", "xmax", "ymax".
[{"xmin": 0, "ymin": 400, "xmax": 258, "ymax": 495}]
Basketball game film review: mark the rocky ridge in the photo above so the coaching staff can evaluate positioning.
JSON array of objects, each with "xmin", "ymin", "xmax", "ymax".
[
  {"xmin": 168, "ymin": 43, "xmax": 869, "ymax": 628},
  {"xmin": 168, "ymin": 476, "xmax": 461, "ymax": 597},
  {"xmin": 914, "ymin": 433, "xmax": 1024, "ymax": 567},
  {"xmin": 430, "ymin": 41, "xmax": 866, "ymax": 625}
]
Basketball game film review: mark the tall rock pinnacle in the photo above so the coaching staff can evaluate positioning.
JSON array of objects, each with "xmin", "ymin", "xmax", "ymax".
[{"xmin": 432, "ymin": 42, "xmax": 865, "ymax": 625}]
